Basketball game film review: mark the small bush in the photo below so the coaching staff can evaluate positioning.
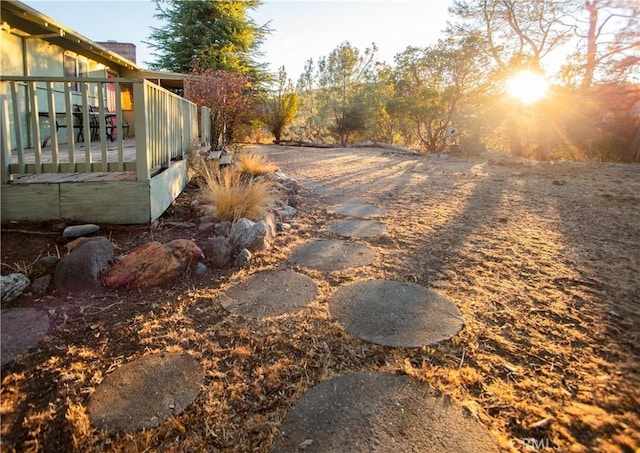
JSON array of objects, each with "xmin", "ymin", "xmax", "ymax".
[
  {"xmin": 199, "ymin": 163, "xmax": 279, "ymax": 222},
  {"xmin": 234, "ymin": 150, "xmax": 279, "ymax": 177}
]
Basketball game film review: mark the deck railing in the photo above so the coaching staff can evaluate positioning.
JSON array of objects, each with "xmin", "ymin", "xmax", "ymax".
[
  {"xmin": 0, "ymin": 76, "xmax": 204, "ymax": 183},
  {"xmin": 201, "ymin": 106, "xmax": 211, "ymax": 148}
]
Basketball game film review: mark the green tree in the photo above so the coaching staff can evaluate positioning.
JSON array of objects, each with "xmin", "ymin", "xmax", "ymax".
[
  {"xmin": 146, "ymin": 0, "xmax": 269, "ymax": 79},
  {"xmin": 294, "ymin": 59, "xmax": 321, "ymax": 141},
  {"xmin": 391, "ymin": 38, "xmax": 486, "ymax": 153},
  {"xmin": 262, "ymin": 66, "xmax": 300, "ymax": 143},
  {"xmin": 317, "ymin": 41, "xmax": 378, "ymax": 145}
]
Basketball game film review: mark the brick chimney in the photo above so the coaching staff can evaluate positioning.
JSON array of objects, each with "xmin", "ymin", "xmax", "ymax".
[{"xmin": 97, "ymin": 40, "xmax": 136, "ymax": 64}]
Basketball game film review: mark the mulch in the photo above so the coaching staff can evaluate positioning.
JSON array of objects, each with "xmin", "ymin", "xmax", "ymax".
[{"xmin": 1, "ymin": 145, "xmax": 639, "ymax": 452}]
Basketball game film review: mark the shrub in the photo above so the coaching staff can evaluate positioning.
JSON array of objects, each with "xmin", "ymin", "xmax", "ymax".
[{"xmin": 199, "ymin": 162, "xmax": 279, "ymax": 222}]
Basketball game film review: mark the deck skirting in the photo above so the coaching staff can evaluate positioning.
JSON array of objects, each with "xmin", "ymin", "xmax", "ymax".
[{"xmin": 1, "ymin": 160, "xmax": 189, "ymax": 224}]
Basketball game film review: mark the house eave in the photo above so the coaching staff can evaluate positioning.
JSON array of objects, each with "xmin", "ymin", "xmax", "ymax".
[{"xmin": 1, "ymin": 0, "xmax": 140, "ymax": 71}]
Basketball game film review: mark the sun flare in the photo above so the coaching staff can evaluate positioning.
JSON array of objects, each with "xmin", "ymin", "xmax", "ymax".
[{"xmin": 506, "ymin": 70, "xmax": 549, "ymax": 105}]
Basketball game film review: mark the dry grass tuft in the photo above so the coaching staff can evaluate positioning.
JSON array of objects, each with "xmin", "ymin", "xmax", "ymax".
[
  {"xmin": 235, "ymin": 150, "xmax": 279, "ymax": 177},
  {"xmin": 199, "ymin": 162, "xmax": 280, "ymax": 222}
]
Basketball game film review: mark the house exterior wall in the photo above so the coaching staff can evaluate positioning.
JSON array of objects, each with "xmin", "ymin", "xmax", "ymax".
[
  {"xmin": 1, "ymin": 30, "xmax": 23, "ymax": 76},
  {"xmin": 1, "ymin": 27, "xmax": 123, "ymax": 147}
]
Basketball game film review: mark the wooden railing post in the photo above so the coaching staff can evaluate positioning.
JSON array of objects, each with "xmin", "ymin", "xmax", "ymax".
[
  {"xmin": 27, "ymin": 81, "xmax": 42, "ymax": 173},
  {"xmin": 133, "ymin": 80, "xmax": 150, "ymax": 181},
  {"xmin": 1, "ymin": 96, "xmax": 12, "ymax": 184},
  {"xmin": 46, "ymin": 82, "xmax": 59, "ymax": 169}
]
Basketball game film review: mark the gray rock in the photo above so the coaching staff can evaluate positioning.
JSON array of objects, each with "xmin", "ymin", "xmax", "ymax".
[
  {"xmin": 235, "ymin": 248, "xmax": 252, "ymax": 267},
  {"xmin": 214, "ymin": 221, "xmax": 232, "ymax": 237},
  {"xmin": 287, "ymin": 195, "xmax": 301, "ymax": 208},
  {"xmin": 1, "ymin": 273, "xmax": 30, "ymax": 302},
  {"xmin": 266, "ymin": 171, "xmax": 287, "ymax": 183},
  {"xmin": 198, "ymin": 216, "xmax": 215, "ymax": 224},
  {"xmin": 32, "ymin": 255, "xmax": 60, "ymax": 277},
  {"xmin": 31, "ymin": 275, "xmax": 52, "ymax": 295},
  {"xmin": 250, "ymin": 220, "xmax": 272, "ymax": 251},
  {"xmin": 277, "ymin": 205, "xmax": 298, "ymax": 220},
  {"xmin": 229, "ymin": 217, "xmax": 276, "ymax": 252},
  {"xmin": 194, "ymin": 262, "xmax": 210, "ymax": 276},
  {"xmin": 54, "ymin": 237, "xmax": 114, "ymax": 293},
  {"xmin": 229, "ymin": 218, "xmax": 256, "ymax": 250},
  {"xmin": 282, "ymin": 178, "xmax": 299, "ymax": 192},
  {"xmin": 277, "ymin": 222, "xmax": 292, "ymax": 232},
  {"xmin": 201, "ymin": 236, "xmax": 233, "ymax": 268},
  {"xmin": 62, "ymin": 224, "xmax": 100, "ymax": 240}
]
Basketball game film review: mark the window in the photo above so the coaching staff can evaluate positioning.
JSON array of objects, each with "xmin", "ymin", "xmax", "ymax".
[{"xmin": 64, "ymin": 53, "xmax": 88, "ymax": 92}]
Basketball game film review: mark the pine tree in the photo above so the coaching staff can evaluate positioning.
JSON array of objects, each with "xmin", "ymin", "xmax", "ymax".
[{"xmin": 146, "ymin": 0, "xmax": 269, "ymax": 79}]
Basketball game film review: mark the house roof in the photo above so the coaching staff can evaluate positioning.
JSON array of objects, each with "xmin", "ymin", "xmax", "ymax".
[{"xmin": 1, "ymin": 0, "xmax": 187, "ymax": 88}]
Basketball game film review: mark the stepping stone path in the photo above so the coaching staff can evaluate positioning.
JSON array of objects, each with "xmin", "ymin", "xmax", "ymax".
[
  {"xmin": 327, "ymin": 196, "xmax": 386, "ymax": 218},
  {"xmin": 1, "ymin": 308, "xmax": 50, "ymax": 366},
  {"xmin": 270, "ymin": 191, "xmax": 480, "ymax": 450},
  {"xmin": 327, "ymin": 219, "xmax": 387, "ymax": 238},
  {"xmin": 287, "ymin": 239, "xmax": 375, "ymax": 272},
  {"xmin": 329, "ymin": 280, "xmax": 463, "ymax": 347},
  {"xmin": 220, "ymin": 270, "xmax": 318, "ymax": 319},
  {"xmin": 270, "ymin": 371, "xmax": 499, "ymax": 453},
  {"xmin": 88, "ymin": 353, "xmax": 203, "ymax": 433}
]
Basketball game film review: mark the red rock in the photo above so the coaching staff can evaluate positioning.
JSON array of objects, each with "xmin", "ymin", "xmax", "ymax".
[{"xmin": 104, "ymin": 239, "xmax": 203, "ymax": 289}]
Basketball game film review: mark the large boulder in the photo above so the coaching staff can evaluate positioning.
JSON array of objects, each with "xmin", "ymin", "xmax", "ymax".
[
  {"xmin": 54, "ymin": 237, "xmax": 114, "ymax": 294},
  {"xmin": 0, "ymin": 273, "xmax": 30, "ymax": 302},
  {"xmin": 104, "ymin": 239, "xmax": 203, "ymax": 289}
]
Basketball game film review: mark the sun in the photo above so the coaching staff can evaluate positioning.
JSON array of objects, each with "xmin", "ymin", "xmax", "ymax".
[{"xmin": 506, "ymin": 70, "xmax": 549, "ymax": 105}]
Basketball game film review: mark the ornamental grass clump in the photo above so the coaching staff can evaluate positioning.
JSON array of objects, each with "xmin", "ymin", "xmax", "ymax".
[
  {"xmin": 234, "ymin": 150, "xmax": 279, "ymax": 177},
  {"xmin": 199, "ymin": 162, "xmax": 280, "ymax": 223}
]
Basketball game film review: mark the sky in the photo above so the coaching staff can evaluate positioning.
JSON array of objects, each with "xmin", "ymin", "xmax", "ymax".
[{"xmin": 23, "ymin": 0, "xmax": 452, "ymax": 81}]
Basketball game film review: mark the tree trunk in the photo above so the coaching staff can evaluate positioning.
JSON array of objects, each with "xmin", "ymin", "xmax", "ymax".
[{"xmin": 582, "ymin": 0, "xmax": 599, "ymax": 90}]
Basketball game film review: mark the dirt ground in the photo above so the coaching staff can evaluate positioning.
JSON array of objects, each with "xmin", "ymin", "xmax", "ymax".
[{"xmin": 1, "ymin": 145, "xmax": 639, "ymax": 452}]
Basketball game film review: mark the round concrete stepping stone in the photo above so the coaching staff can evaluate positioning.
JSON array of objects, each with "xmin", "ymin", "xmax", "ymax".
[
  {"xmin": 271, "ymin": 371, "xmax": 498, "ymax": 453},
  {"xmin": 327, "ymin": 197, "xmax": 386, "ymax": 218},
  {"xmin": 220, "ymin": 270, "xmax": 318, "ymax": 319},
  {"xmin": 328, "ymin": 219, "xmax": 387, "ymax": 238},
  {"xmin": 329, "ymin": 280, "xmax": 463, "ymax": 347},
  {"xmin": 88, "ymin": 353, "xmax": 203, "ymax": 433},
  {"xmin": 1, "ymin": 308, "xmax": 50, "ymax": 366},
  {"xmin": 288, "ymin": 240, "xmax": 375, "ymax": 272}
]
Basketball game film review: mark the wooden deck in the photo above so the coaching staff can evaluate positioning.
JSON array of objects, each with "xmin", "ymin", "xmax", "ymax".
[
  {"xmin": 2, "ymin": 77, "xmax": 208, "ymax": 224},
  {"xmin": 5, "ymin": 138, "xmax": 168, "ymax": 184},
  {"xmin": 2, "ymin": 135, "xmax": 190, "ymax": 224},
  {"xmin": 9, "ymin": 137, "xmax": 138, "ymax": 165}
]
